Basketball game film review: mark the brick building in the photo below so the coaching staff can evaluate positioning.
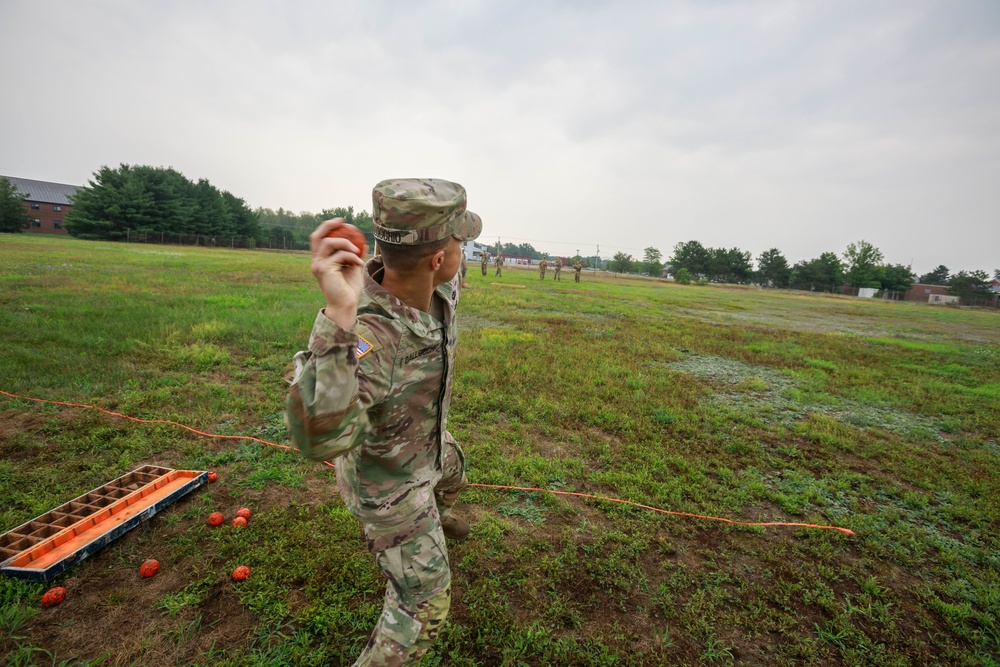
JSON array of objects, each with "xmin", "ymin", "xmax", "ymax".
[
  {"xmin": 2, "ymin": 176, "xmax": 81, "ymax": 234},
  {"xmin": 903, "ymin": 284, "xmax": 951, "ymax": 303}
]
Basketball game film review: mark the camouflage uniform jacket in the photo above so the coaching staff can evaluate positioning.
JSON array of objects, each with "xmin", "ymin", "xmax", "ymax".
[{"xmin": 286, "ymin": 256, "xmax": 461, "ymax": 543}]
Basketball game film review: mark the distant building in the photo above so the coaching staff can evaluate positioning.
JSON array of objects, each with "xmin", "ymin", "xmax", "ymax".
[
  {"xmin": 462, "ymin": 240, "xmax": 488, "ymax": 261},
  {"xmin": 2, "ymin": 176, "xmax": 80, "ymax": 235},
  {"xmin": 903, "ymin": 284, "xmax": 951, "ymax": 303}
]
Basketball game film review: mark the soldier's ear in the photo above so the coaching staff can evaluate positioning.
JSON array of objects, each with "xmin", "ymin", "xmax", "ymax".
[{"xmin": 429, "ymin": 249, "xmax": 446, "ymax": 272}]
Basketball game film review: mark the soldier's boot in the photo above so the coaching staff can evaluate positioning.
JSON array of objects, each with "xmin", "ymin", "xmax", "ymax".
[
  {"xmin": 440, "ymin": 515, "xmax": 471, "ymax": 540},
  {"xmin": 437, "ymin": 487, "xmax": 471, "ymax": 540}
]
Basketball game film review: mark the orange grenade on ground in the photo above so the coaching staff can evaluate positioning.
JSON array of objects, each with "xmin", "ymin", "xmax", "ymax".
[{"xmin": 42, "ymin": 586, "xmax": 67, "ymax": 607}]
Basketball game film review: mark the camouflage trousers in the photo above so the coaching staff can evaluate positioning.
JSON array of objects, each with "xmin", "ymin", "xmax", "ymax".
[
  {"xmin": 347, "ymin": 434, "xmax": 466, "ymax": 666},
  {"xmin": 539, "ymin": 267, "xmax": 546, "ymax": 279},
  {"xmin": 481, "ymin": 265, "xmax": 487, "ymax": 276}
]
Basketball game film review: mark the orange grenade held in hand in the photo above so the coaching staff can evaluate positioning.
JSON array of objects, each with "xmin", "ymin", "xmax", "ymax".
[{"xmin": 327, "ymin": 224, "xmax": 368, "ymax": 258}]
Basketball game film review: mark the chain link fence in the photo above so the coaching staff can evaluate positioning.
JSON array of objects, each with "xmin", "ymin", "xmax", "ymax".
[{"xmin": 124, "ymin": 229, "xmax": 310, "ymax": 251}]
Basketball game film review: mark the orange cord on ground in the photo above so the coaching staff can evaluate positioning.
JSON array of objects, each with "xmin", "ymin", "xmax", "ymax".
[
  {"xmin": 0, "ymin": 389, "xmax": 855, "ymax": 536},
  {"xmin": 0, "ymin": 389, "xmax": 292, "ymax": 451}
]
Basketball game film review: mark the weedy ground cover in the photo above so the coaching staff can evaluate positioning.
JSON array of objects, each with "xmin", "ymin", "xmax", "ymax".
[{"xmin": 1, "ymin": 234, "xmax": 998, "ymax": 666}]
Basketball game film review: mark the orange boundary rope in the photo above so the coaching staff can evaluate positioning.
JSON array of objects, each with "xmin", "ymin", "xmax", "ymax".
[
  {"xmin": 1, "ymin": 390, "xmax": 854, "ymax": 536},
  {"xmin": 467, "ymin": 483, "xmax": 854, "ymax": 535},
  {"xmin": 0, "ymin": 389, "xmax": 293, "ymax": 451}
]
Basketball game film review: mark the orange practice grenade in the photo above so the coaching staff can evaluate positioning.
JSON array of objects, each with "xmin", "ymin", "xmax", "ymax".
[
  {"xmin": 326, "ymin": 224, "xmax": 368, "ymax": 258},
  {"xmin": 42, "ymin": 586, "xmax": 67, "ymax": 607},
  {"xmin": 139, "ymin": 559, "xmax": 160, "ymax": 577}
]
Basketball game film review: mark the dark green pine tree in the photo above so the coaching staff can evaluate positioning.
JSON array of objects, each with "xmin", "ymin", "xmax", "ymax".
[
  {"xmin": 756, "ymin": 248, "xmax": 791, "ymax": 288},
  {"xmin": 790, "ymin": 252, "xmax": 844, "ymax": 292},
  {"xmin": 0, "ymin": 177, "xmax": 32, "ymax": 233}
]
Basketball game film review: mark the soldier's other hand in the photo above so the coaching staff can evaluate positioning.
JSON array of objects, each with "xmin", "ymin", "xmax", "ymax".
[{"xmin": 310, "ymin": 218, "xmax": 365, "ymax": 329}]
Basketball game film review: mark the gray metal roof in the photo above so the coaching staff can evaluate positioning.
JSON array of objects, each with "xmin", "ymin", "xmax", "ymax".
[{"xmin": 1, "ymin": 175, "xmax": 82, "ymax": 206}]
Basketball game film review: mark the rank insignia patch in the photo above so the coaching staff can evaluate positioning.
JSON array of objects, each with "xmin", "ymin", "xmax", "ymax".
[{"xmin": 357, "ymin": 335, "xmax": 373, "ymax": 359}]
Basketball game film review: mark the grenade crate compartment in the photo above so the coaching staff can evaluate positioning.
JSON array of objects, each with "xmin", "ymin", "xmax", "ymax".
[{"xmin": 0, "ymin": 465, "xmax": 207, "ymax": 582}]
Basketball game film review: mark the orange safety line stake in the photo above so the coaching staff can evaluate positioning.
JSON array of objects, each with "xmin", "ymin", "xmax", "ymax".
[{"xmin": 1, "ymin": 389, "xmax": 854, "ymax": 536}]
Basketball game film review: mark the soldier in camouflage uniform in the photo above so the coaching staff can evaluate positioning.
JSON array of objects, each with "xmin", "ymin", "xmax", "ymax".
[
  {"xmin": 553, "ymin": 257, "xmax": 563, "ymax": 281},
  {"xmin": 494, "ymin": 253, "xmax": 504, "ymax": 276},
  {"xmin": 573, "ymin": 259, "xmax": 583, "ymax": 283},
  {"xmin": 480, "ymin": 251, "xmax": 489, "ymax": 276},
  {"xmin": 538, "ymin": 258, "xmax": 547, "ymax": 280},
  {"xmin": 286, "ymin": 178, "xmax": 482, "ymax": 666}
]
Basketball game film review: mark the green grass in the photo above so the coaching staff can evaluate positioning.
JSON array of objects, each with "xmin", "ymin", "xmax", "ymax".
[{"xmin": 1, "ymin": 233, "xmax": 999, "ymax": 665}]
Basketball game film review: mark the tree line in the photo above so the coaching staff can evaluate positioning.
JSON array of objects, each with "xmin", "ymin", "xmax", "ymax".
[
  {"xmin": 2, "ymin": 164, "xmax": 378, "ymax": 250},
  {"xmin": 64, "ymin": 165, "xmax": 258, "ymax": 241},
  {"xmin": 255, "ymin": 206, "xmax": 374, "ymax": 250},
  {"xmin": 2, "ymin": 170, "xmax": 996, "ymax": 304},
  {"xmin": 661, "ymin": 239, "xmax": 997, "ymax": 304}
]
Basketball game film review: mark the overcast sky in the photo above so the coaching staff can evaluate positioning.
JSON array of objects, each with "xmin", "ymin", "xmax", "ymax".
[{"xmin": 2, "ymin": 1, "xmax": 998, "ymax": 274}]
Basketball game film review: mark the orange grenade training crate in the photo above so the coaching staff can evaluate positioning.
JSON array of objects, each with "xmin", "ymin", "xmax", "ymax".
[{"xmin": 0, "ymin": 465, "xmax": 207, "ymax": 582}]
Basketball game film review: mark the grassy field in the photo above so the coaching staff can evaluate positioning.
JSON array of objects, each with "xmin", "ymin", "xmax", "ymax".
[{"xmin": 1, "ymin": 233, "xmax": 998, "ymax": 666}]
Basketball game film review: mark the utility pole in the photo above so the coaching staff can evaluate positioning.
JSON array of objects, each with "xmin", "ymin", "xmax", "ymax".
[{"xmin": 594, "ymin": 245, "xmax": 599, "ymax": 273}]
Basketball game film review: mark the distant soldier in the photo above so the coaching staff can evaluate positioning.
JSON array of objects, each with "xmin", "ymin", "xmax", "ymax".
[
  {"xmin": 494, "ymin": 253, "xmax": 504, "ymax": 277},
  {"xmin": 460, "ymin": 255, "xmax": 468, "ymax": 287},
  {"xmin": 553, "ymin": 257, "xmax": 563, "ymax": 281},
  {"xmin": 480, "ymin": 251, "xmax": 489, "ymax": 276},
  {"xmin": 538, "ymin": 258, "xmax": 547, "ymax": 280},
  {"xmin": 573, "ymin": 259, "xmax": 583, "ymax": 283}
]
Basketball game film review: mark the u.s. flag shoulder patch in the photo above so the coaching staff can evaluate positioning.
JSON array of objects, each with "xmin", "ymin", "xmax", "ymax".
[{"xmin": 357, "ymin": 335, "xmax": 373, "ymax": 359}]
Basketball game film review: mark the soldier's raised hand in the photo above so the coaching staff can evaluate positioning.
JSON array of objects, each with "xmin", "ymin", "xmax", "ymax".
[{"xmin": 310, "ymin": 218, "xmax": 366, "ymax": 329}]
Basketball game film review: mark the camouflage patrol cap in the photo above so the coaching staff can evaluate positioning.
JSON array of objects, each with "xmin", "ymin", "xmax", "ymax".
[{"xmin": 372, "ymin": 178, "xmax": 483, "ymax": 246}]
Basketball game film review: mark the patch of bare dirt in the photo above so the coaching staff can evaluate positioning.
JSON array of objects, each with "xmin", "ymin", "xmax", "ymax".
[{"xmin": 0, "ymin": 408, "xmax": 63, "ymax": 459}]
